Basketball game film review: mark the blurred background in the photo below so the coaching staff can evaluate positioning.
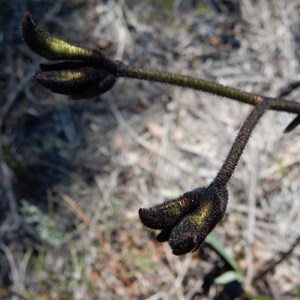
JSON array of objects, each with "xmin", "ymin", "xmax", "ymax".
[{"xmin": 1, "ymin": 0, "xmax": 300, "ymax": 299}]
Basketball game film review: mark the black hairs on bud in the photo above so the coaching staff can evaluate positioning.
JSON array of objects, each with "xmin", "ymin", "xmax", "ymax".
[
  {"xmin": 140, "ymin": 184, "xmax": 228, "ymax": 255},
  {"xmin": 34, "ymin": 68, "xmax": 115, "ymax": 98},
  {"xmin": 22, "ymin": 12, "xmax": 118, "ymax": 73},
  {"xmin": 139, "ymin": 191, "xmax": 202, "ymax": 230},
  {"xmin": 70, "ymin": 75, "xmax": 116, "ymax": 99},
  {"xmin": 168, "ymin": 184, "xmax": 228, "ymax": 255}
]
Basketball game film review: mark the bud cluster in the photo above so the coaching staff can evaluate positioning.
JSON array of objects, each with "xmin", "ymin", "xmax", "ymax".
[
  {"xmin": 139, "ymin": 184, "xmax": 228, "ymax": 255},
  {"xmin": 22, "ymin": 12, "xmax": 120, "ymax": 99}
]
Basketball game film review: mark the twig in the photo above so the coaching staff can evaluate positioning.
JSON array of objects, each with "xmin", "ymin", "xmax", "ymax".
[
  {"xmin": 253, "ymin": 235, "xmax": 300, "ymax": 282},
  {"xmin": 60, "ymin": 193, "xmax": 91, "ymax": 227}
]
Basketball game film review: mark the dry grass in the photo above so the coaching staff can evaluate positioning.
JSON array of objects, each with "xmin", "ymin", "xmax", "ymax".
[{"xmin": 1, "ymin": 0, "xmax": 300, "ymax": 299}]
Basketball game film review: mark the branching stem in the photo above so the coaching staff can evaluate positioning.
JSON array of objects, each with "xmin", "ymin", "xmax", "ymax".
[{"xmin": 120, "ymin": 65, "xmax": 300, "ymax": 114}]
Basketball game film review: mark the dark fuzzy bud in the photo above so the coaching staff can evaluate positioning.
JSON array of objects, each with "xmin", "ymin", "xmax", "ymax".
[
  {"xmin": 139, "ymin": 184, "xmax": 228, "ymax": 255},
  {"xmin": 22, "ymin": 12, "xmax": 94, "ymax": 61},
  {"xmin": 156, "ymin": 228, "xmax": 173, "ymax": 242},
  {"xmin": 169, "ymin": 184, "xmax": 228, "ymax": 255},
  {"xmin": 34, "ymin": 67, "xmax": 116, "ymax": 98},
  {"xmin": 22, "ymin": 12, "xmax": 118, "ymax": 73},
  {"xmin": 70, "ymin": 75, "xmax": 116, "ymax": 99},
  {"xmin": 139, "ymin": 192, "xmax": 201, "ymax": 230}
]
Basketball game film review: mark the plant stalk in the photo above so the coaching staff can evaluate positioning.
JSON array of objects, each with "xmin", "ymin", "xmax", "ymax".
[
  {"xmin": 214, "ymin": 98, "xmax": 269, "ymax": 187},
  {"xmin": 120, "ymin": 66, "xmax": 300, "ymax": 114}
]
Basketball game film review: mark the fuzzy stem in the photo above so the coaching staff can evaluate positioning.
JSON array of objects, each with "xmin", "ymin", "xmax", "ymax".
[
  {"xmin": 119, "ymin": 66, "xmax": 300, "ymax": 114},
  {"xmin": 214, "ymin": 98, "xmax": 269, "ymax": 187}
]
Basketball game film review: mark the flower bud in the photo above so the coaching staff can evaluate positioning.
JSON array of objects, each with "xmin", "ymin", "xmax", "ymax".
[
  {"xmin": 140, "ymin": 184, "xmax": 228, "ymax": 255},
  {"xmin": 22, "ymin": 12, "xmax": 118, "ymax": 73},
  {"xmin": 34, "ymin": 67, "xmax": 116, "ymax": 98},
  {"xmin": 169, "ymin": 185, "xmax": 228, "ymax": 255},
  {"xmin": 139, "ymin": 191, "xmax": 202, "ymax": 230},
  {"xmin": 22, "ymin": 12, "xmax": 93, "ymax": 61}
]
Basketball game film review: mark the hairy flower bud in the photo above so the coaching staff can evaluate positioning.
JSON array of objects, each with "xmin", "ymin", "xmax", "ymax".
[
  {"xmin": 22, "ymin": 12, "xmax": 92, "ymax": 61},
  {"xmin": 22, "ymin": 12, "xmax": 117, "ymax": 73},
  {"xmin": 139, "ymin": 193, "xmax": 200, "ymax": 230},
  {"xmin": 34, "ymin": 67, "xmax": 116, "ymax": 98},
  {"xmin": 139, "ymin": 184, "xmax": 228, "ymax": 255},
  {"xmin": 168, "ymin": 185, "xmax": 228, "ymax": 255}
]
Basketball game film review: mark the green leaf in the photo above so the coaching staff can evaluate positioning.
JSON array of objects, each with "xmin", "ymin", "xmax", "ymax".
[
  {"xmin": 215, "ymin": 270, "xmax": 243, "ymax": 285},
  {"xmin": 206, "ymin": 232, "xmax": 240, "ymax": 273}
]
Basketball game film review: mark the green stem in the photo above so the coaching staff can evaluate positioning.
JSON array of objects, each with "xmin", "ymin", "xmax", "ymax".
[
  {"xmin": 214, "ymin": 99, "xmax": 269, "ymax": 187},
  {"xmin": 120, "ymin": 66, "xmax": 300, "ymax": 114}
]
